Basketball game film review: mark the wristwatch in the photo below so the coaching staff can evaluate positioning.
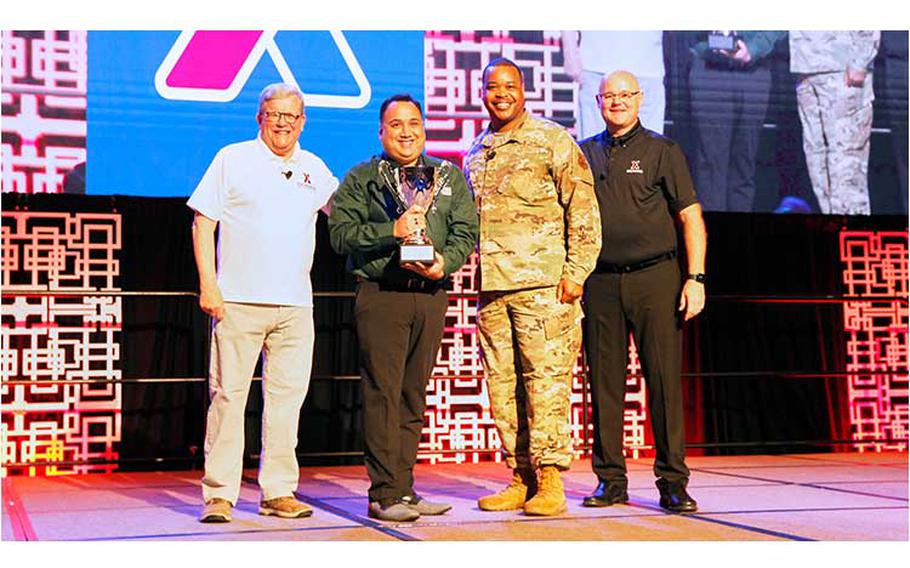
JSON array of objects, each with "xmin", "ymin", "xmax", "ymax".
[{"xmin": 687, "ymin": 273, "xmax": 707, "ymax": 283}]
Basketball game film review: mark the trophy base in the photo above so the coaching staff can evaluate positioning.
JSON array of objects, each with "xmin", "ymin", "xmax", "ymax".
[{"xmin": 400, "ymin": 244, "xmax": 435, "ymax": 264}]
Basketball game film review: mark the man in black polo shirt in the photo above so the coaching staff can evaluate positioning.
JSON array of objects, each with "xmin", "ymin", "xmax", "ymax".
[{"xmin": 578, "ymin": 70, "xmax": 707, "ymax": 513}]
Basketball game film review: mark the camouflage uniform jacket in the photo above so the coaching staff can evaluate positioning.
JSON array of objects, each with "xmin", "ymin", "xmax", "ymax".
[
  {"xmin": 790, "ymin": 31, "xmax": 881, "ymax": 74},
  {"xmin": 328, "ymin": 153, "xmax": 479, "ymax": 282},
  {"xmin": 464, "ymin": 112, "xmax": 601, "ymax": 292}
]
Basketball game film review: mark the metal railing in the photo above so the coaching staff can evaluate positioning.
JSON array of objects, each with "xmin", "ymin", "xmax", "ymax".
[{"xmin": 2, "ymin": 288, "xmax": 907, "ymax": 469}]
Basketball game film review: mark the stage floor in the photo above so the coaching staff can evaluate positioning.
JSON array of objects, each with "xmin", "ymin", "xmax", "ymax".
[{"xmin": 2, "ymin": 452, "xmax": 907, "ymax": 541}]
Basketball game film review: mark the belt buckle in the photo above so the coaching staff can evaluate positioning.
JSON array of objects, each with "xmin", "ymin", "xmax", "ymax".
[{"xmin": 405, "ymin": 278, "xmax": 422, "ymax": 291}]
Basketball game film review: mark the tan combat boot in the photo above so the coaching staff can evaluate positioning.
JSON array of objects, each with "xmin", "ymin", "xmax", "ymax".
[
  {"xmin": 477, "ymin": 468, "xmax": 537, "ymax": 511},
  {"xmin": 523, "ymin": 466, "xmax": 567, "ymax": 516}
]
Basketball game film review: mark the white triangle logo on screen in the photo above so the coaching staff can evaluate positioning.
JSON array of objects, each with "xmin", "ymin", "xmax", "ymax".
[{"xmin": 154, "ymin": 30, "xmax": 372, "ymax": 109}]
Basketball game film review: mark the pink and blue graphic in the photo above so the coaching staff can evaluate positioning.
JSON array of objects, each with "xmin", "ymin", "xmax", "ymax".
[
  {"xmin": 87, "ymin": 31, "xmax": 421, "ymax": 197},
  {"xmin": 155, "ymin": 31, "xmax": 371, "ymax": 108}
]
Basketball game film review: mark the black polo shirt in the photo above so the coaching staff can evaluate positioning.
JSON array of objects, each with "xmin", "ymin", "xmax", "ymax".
[{"xmin": 579, "ymin": 121, "xmax": 699, "ymax": 266}]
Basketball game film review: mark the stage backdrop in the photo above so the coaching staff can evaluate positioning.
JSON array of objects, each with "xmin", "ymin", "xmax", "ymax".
[
  {"xmin": 1, "ymin": 30, "xmax": 908, "ymax": 477},
  {"xmin": 2, "ymin": 30, "xmax": 907, "ymax": 213}
]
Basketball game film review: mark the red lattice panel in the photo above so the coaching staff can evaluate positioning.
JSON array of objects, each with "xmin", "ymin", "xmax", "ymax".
[
  {"xmin": 419, "ymin": 30, "xmax": 649, "ymax": 463},
  {"xmin": 1, "ymin": 212, "xmax": 122, "ymax": 476},
  {"xmin": 840, "ymin": 231, "xmax": 909, "ymax": 452},
  {"xmin": 1, "ymin": 31, "xmax": 87, "ymax": 194}
]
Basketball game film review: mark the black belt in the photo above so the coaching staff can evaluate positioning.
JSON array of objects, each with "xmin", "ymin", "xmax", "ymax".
[
  {"xmin": 360, "ymin": 277, "xmax": 442, "ymax": 293},
  {"xmin": 596, "ymin": 250, "xmax": 676, "ymax": 274}
]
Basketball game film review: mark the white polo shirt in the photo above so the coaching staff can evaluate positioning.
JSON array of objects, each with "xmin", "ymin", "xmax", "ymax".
[{"xmin": 187, "ymin": 136, "xmax": 338, "ymax": 307}]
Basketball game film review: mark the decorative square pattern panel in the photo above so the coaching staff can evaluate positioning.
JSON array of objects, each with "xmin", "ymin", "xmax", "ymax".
[
  {"xmin": 840, "ymin": 231, "xmax": 909, "ymax": 452},
  {"xmin": 1, "ymin": 31, "xmax": 87, "ymax": 194},
  {"xmin": 1, "ymin": 212, "xmax": 122, "ymax": 476}
]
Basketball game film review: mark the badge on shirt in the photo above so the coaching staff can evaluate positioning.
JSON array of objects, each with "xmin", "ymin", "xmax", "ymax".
[
  {"xmin": 295, "ymin": 171, "xmax": 316, "ymax": 190},
  {"xmin": 626, "ymin": 160, "xmax": 644, "ymax": 175}
]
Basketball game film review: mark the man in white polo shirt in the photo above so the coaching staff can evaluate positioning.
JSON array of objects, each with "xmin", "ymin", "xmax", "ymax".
[{"xmin": 188, "ymin": 83, "xmax": 338, "ymax": 523}]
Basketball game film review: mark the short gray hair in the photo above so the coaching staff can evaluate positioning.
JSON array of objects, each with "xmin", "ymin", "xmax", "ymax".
[{"xmin": 258, "ymin": 83, "xmax": 305, "ymax": 114}]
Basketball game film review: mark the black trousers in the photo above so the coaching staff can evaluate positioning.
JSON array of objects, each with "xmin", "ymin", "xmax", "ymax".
[
  {"xmin": 582, "ymin": 260, "xmax": 690, "ymax": 485},
  {"xmin": 355, "ymin": 280, "xmax": 448, "ymax": 503},
  {"xmin": 690, "ymin": 58, "xmax": 772, "ymax": 212}
]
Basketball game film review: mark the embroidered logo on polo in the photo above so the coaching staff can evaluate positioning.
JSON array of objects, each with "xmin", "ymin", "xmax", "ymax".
[
  {"xmin": 626, "ymin": 160, "xmax": 644, "ymax": 174},
  {"xmin": 295, "ymin": 171, "xmax": 316, "ymax": 189}
]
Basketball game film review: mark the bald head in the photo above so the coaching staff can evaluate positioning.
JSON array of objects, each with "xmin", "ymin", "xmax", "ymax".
[
  {"xmin": 597, "ymin": 70, "xmax": 643, "ymax": 136},
  {"xmin": 600, "ymin": 70, "xmax": 640, "ymax": 94}
]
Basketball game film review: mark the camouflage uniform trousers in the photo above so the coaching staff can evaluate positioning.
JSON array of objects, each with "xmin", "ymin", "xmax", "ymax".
[
  {"xmin": 476, "ymin": 286, "xmax": 582, "ymax": 471},
  {"xmin": 796, "ymin": 71, "xmax": 874, "ymax": 215}
]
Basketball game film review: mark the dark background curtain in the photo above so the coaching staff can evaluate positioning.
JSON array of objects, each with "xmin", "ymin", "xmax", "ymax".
[{"xmin": 3, "ymin": 193, "xmax": 906, "ymax": 467}]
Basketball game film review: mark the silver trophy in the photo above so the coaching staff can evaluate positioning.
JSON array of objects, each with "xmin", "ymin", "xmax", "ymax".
[{"xmin": 379, "ymin": 160, "xmax": 453, "ymax": 264}]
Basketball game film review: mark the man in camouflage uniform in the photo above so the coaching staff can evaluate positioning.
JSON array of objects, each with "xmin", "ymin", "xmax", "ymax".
[
  {"xmin": 790, "ymin": 31, "xmax": 880, "ymax": 215},
  {"xmin": 463, "ymin": 58, "xmax": 601, "ymax": 516}
]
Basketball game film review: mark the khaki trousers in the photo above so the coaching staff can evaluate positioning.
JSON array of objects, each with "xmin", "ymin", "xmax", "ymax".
[{"xmin": 201, "ymin": 302, "xmax": 314, "ymax": 504}]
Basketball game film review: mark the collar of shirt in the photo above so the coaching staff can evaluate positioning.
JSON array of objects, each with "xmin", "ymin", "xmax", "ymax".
[
  {"xmin": 256, "ymin": 135, "xmax": 302, "ymax": 165},
  {"xmin": 378, "ymin": 151, "xmax": 429, "ymax": 169},
  {"xmin": 480, "ymin": 110, "xmax": 530, "ymax": 150},
  {"xmin": 602, "ymin": 120, "xmax": 643, "ymax": 149}
]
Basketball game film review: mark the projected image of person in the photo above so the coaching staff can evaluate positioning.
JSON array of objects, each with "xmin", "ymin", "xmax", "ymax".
[
  {"xmin": 790, "ymin": 31, "xmax": 880, "ymax": 215},
  {"xmin": 464, "ymin": 58, "xmax": 601, "ymax": 517},
  {"xmin": 327, "ymin": 94, "xmax": 478, "ymax": 523},
  {"xmin": 579, "ymin": 70, "xmax": 707, "ymax": 513},
  {"xmin": 881, "ymin": 31, "xmax": 909, "ymax": 213},
  {"xmin": 687, "ymin": 31, "xmax": 784, "ymax": 212},
  {"xmin": 188, "ymin": 83, "xmax": 339, "ymax": 523},
  {"xmin": 562, "ymin": 31, "xmax": 666, "ymax": 139}
]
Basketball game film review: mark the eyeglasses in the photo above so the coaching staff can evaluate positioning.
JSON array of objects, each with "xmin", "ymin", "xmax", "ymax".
[
  {"xmin": 596, "ymin": 91, "xmax": 641, "ymax": 103},
  {"xmin": 261, "ymin": 111, "xmax": 303, "ymax": 123}
]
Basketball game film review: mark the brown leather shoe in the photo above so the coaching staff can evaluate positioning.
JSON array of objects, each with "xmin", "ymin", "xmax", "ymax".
[
  {"xmin": 523, "ymin": 466, "xmax": 567, "ymax": 516},
  {"xmin": 259, "ymin": 496, "xmax": 313, "ymax": 518},
  {"xmin": 478, "ymin": 469, "xmax": 537, "ymax": 511},
  {"xmin": 199, "ymin": 498, "xmax": 232, "ymax": 523}
]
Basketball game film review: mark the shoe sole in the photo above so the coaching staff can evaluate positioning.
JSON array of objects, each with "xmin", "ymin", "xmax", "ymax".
[
  {"xmin": 660, "ymin": 505, "xmax": 698, "ymax": 514},
  {"xmin": 367, "ymin": 511, "xmax": 420, "ymax": 522},
  {"xmin": 478, "ymin": 502, "xmax": 526, "ymax": 511},
  {"xmin": 259, "ymin": 507, "xmax": 313, "ymax": 518},
  {"xmin": 408, "ymin": 505, "xmax": 452, "ymax": 515},
  {"xmin": 582, "ymin": 495, "xmax": 629, "ymax": 508},
  {"xmin": 199, "ymin": 514, "xmax": 231, "ymax": 523},
  {"xmin": 523, "ymin": 501, "xmax": 568, "ymax": 516}
]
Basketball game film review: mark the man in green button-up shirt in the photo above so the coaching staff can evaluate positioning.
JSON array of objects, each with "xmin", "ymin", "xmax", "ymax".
[{"xmin": 328, "ymin": 94, "xmax": 478, "ymax": 523}]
